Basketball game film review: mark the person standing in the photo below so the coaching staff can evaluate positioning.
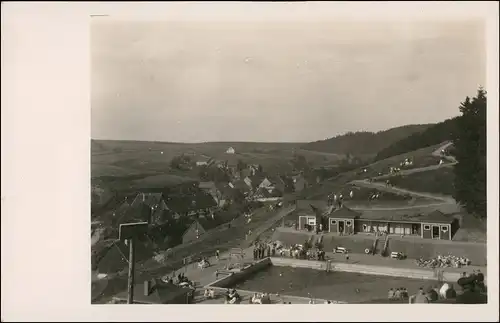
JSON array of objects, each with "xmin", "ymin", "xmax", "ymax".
[{"xmin": 216, "ymin": 249, "xmax": 220, "ymax": 261}]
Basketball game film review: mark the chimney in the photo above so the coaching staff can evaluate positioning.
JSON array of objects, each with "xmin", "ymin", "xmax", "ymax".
[{"xmin": 144, "ymin": 280, "xmax": 151, "ymax": 296}]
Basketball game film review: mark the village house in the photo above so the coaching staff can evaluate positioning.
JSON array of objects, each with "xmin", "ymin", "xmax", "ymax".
[
  {"xmin": 243, "ymin": 174, "xmax": 266, "ymax": 191},
  {"xmin": 164, "ymin": 192, "xmax": 218, "ymax": 218},
  {"xmin": 112, "ymin": 279, "xmax": 190, "ymax": 304},
  {"xmin": 181, "ymin": 219, "xmax": 207, "ymax": 244},
  {"xmin": 195, "ymin": 156, "xmax": 213, "ymax": 167},
  {"xmin": 112, "ymin": 192, "xmax": 172, "ymax": 226},
  {"xmin": 198, "ymin": 181, "xmax": 223, "ymax": 206}
]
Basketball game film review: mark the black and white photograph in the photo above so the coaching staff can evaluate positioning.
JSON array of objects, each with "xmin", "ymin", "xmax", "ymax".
[
  {"xmin": 2, "ymin": 2, "xmax": 499, "ymax": 322},
  {"xmin": 90, "ymin": 7, "xmax": 489, "ymax": 306}
]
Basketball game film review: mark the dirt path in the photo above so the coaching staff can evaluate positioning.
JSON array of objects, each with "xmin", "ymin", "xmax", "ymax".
[
  {"xmin": 347, "ymin": 142, "xmax": 458, "ymax": 210},
  {"xmin": 351, "ymin": 179, "xmax": 455, "ymax": 204},
  {"xmin": 431, "ymin": 141, "xmax": 457, "ymax": 164}
]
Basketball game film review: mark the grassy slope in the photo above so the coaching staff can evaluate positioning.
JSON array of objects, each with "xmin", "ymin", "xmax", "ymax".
[
  {"xmin": 383, "ymin": 167, "xmax": 456, "ymax": 196},
  {"xmin": 299, "ymin": 143, "xmax": 446, "ymax": 200}
]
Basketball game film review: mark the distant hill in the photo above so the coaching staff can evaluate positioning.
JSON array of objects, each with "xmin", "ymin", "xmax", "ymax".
[
  {"xmin": 301, "ymin": 124, "xmax": 433, "ymax": 156},
  {"xmin": 374, "ymin": 117, "xmax": 458, "ymax": 161}
]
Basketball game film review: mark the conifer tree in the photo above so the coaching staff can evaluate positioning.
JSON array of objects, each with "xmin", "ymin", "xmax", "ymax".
[{"xmin": 452, "ymin": 88, "xmax": 487, "ymax": 218}]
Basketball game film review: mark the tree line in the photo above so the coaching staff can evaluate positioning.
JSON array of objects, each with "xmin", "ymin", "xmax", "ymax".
[{"xmin": 452, "ymin": 88, "xmax": 487, "ymax": 219}]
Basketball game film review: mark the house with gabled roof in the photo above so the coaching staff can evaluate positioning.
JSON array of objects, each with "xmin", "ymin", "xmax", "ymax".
[
  {"xmin": 112, "ymin": 279, "xmax": 190, "ymax": 304},
  {"xmin": 164, "ymin": 192, "xmax": 217, "ymax": 218},
  {"xmin": 181, "ymin": 219, "xmax": 207, "ymax": 244}
]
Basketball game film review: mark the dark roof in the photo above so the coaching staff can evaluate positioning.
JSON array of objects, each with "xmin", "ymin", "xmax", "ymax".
[
  {"xmin": 117, "ymin": 203, "xmax": 152, "ymax": 224},
  {"xmin": 215, "ymin": 183, "xmax": 236, "ymax": 198},
  {"xmin": 419, "ymin": 210, "xmax": 455, "ymax": 224},
  {"xmin": 165, "ymin": 192, "xmax": 217, "ymax": 214},
  {"xmin": 248, "ymin": 174, "xmax": 266, "ymax": 188},
  {"xmin": 97, "ymin": 240, "xmax": 155, "ymax": 274},
  {"xmin": 199, "ymin": 181, "xmax": 216, "ymax": 190},
  {"xmin": 186, "ymin": 219, "xmax": 206, "ymax": 233},
  {"xmin": 254, "ymin": 187, "xmax": 282, "ymax": 198},
  {"xmin": 357, "ymin": 210, "xmax": 455, "ymax": 224},
  {"xmin": 240, "ymin": 168, "xmax": 252, "ymax": 179},
  {"xmin": 233, "ymin": 180, "xmax": 251, "ymax": 192},
  {"xmin": 131, "ymin": 192, "xmax": 164, "ymax": 209},
  {"xmin": 329, "ymin": 207, "xmax": 361, "ymax": 219},
  {"xmin": 113, "ymin": 279, "xmax": 190, "ymax": 304},
  {"xmin": 296, "ymin": 199, "xmax": 327, "ymax": 211}
]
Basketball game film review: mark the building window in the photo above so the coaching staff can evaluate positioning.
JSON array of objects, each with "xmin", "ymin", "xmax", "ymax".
[
  {"xmin": 424, "ymin": 225, "xmax": 430, "ymax": 230},
  {"xmin": 362, "ymin": 224, "xmax": 367, "ymax": 230},
  {"xmin": 441, "ymin": 226, "xmax": 448, "ymax": 232},
  {"xmin": 331, "ymin": 220, "xmax": 337, "ymax": 225},
  {"xmin": 346, "ymin": 221, "xmax": 352, "ymax": 226}
]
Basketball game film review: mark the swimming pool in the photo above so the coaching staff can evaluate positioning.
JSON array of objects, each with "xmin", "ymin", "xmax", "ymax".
[{"xmin": 229, "ymin": 265, "xmax": 439, "ymax": 303}]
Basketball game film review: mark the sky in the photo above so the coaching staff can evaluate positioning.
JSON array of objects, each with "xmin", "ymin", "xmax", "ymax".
[{"xmin": 91, "ymin": 13, "xmax": 485, "ymax": 143}]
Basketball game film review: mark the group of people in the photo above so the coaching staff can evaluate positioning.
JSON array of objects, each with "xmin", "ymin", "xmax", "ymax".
[
  {"xmin": 253, "ymin": 242, "xmax": 272, "ymax": 260},
  {"xmin": 197, "ymin": 257, "xmax": 211, "ymax": 270},
  {"xmin": 162, "ymin": 272, "xmax": 191, "ymax": 286},
  {"xmin": 408, "ymin": 285, "xmax": 457, "ymax": 304},
  {"xmin": 460, "ymin": 270, "xmax": 486, "ymax": 292},
  {"xmin": 203, "ymin": 288, "xmax": 216, "ymax": 299},
  {"xmin": 416, "ymin": 254, "xmax": 471, "ymax": 268},
  {"xmin": 224, "ymin": 288, "xmax": 241, "ymax": 304},
  {"xmin": 405, "ymin": 271, "xmax": 487, "ymax": 304},
  {"xmin": 250, "ymin": 292, "xmax": 271, "ymax": 304},
  {"xmin": 387, "ymin": 287, "xmax": 410, "ymax": 300}
]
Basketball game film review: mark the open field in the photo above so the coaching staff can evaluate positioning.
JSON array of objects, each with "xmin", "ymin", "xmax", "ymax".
[
  {"xmin": 92, "ymin": 139, "xmax": 343, "ymax": 192},
  {"xmin": 92, "ymin": 140, "xmax": 342, "ymax": 174}
]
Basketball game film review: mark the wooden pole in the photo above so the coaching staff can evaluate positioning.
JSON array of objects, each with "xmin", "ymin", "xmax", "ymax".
[{"xmin": 127, "ymin": 238, "xmax": 136, "ymax": 304}]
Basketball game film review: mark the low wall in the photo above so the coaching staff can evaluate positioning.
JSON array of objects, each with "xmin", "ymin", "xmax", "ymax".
[
  {"xmin": 270, "ymin": 257, "xmax": 465, "ymax": 282},
  {"xmin": 207, "ymin": 258, "xmax": 272, "ymax": 288}
]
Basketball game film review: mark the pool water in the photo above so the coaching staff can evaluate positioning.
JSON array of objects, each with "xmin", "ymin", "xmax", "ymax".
[{"xmin": 230, "ymin": 266, "xmax": 439, "ymax": 303}]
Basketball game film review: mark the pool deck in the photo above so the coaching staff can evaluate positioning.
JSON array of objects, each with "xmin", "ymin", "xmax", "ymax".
[{"xmin": 103, "ymin": 244, "xmax": 487, "ymax": 304}]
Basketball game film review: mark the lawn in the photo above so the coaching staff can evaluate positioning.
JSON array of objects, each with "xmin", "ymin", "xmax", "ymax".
[
  {"xmin": 381, "ymin": 167, "xmax": 455, "ymax": 197},
  {"xmin": 299, "ymin": 143, "xmax": 450, "ymax": 201}
]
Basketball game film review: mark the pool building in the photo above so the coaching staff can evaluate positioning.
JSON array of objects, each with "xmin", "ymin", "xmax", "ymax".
[{"xmin": 296, "ymin": 201, "xmax": 458, "ymax": 241}]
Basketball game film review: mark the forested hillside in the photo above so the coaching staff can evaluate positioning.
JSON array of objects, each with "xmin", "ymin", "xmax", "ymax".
[{"xmin": 301, "ymin": 124, "xmax": 432, "ymax": 156}]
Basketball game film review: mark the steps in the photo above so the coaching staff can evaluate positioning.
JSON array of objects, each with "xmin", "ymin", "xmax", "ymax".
[
  {"xmin": 381, "ymin": 236, "xmax": 389, "ymax": 257},
  {"xmin": 371, "ymin": 237, "xmax": 379, "ymax": 255}
]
